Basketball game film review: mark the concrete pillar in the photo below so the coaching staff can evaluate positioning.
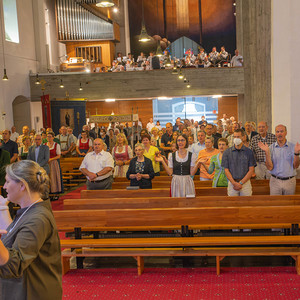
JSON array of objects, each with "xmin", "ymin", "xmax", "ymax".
[
  {"xmin": 236, "ymin": 0, "xmax": 272, "ymax": 126},
  {"xmin": 272, "ymin": 0, "xmax": 300, "ymax": 143}
]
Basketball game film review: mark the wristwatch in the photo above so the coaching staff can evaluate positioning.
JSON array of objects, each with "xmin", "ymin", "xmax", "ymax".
[{"xmin": 239, "ymin": 181, "xmax": 243, "ymax": 185}]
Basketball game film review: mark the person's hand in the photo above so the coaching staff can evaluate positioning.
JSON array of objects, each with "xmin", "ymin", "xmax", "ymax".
[
  {"xmin": 258, "ymin": 142, "xmax": 269, "ymax": 152},
  {"xmin": 155, "ymin": 155, "xmax": 164, "ymax": 163},
  {"xmin": 198, "ymin": 157, "xmax": 208, "ymax": 164},
  {"xmin": 0, "ymin": 196, "xmax": 8, "ymax": 206},
  {"xmin": 61, "ymin": 151, "xmax": 68, "ymax": 155},
  {"xmin": 81, "ymin": 152, "xmax": 86, "ymax": 156},
  {"xmin": 0, "ymin": 230, "xmax": 7, "ymax": 237},
  {"xmin": 233, "ymin": 182, "xmax": 242, "ymax": 190},
  {"xmin": 116, "ymin": 160, "xmax": 123, "ymax": 166},
  {"xmin": 136, "ymin": 173, "xmax": 142, "ymax": 181},
  {"xmin": 294, "ymin": 142, "xmax": 300, "ymax": 154},
  {"xmin": 89, "ymin": 172, "xmax": 97, "ymax": 181}
]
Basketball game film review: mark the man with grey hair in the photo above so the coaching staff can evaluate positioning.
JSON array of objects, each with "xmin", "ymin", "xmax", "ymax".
[
  {"xmin": 27, "ymin": 134, "xmax": 50, "ymax": 174},
  {"xmin": 250, "ymin": 121, "xmax": 276, "ymax": 179},
  {"xmin": 80, "ymin": 138, "xmax": 114, "ymax": 190},
  {"xmin": 56, "ymin": 126, "xmax": 74, "ymax": 157},
  {"xmin": 259, "ymin": 124, "xmax": 300, "ymax": 195}
]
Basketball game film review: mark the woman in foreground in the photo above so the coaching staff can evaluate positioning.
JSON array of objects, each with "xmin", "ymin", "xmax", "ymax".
[
  {"xmin": 0, "ymin": 160, "xmax": 62, "ymax": 300},
  {"xmin": 156, "ymin": 134, "xmax": 201, "ymax": 197}
]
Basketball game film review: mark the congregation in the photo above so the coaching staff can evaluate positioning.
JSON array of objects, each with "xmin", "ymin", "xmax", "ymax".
[{"xmin": 2, "ymin": 114, "xmax": 299, "ymax": 198}]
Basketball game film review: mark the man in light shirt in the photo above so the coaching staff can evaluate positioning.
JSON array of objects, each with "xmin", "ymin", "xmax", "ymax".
[
  {"xmin": 146, "ymin": 118, "xmax": 155, "ymax": 133},
  {"xmin": 80, "ymin": 139, "xmax": 114, "ymax": 190},
  {"xmin": 231, "ymin": 49, "xmax": 243, "ymax": 67},
  {"xmin": 10, "ymin": 126, "xmax": 19, "ymax": 142}
]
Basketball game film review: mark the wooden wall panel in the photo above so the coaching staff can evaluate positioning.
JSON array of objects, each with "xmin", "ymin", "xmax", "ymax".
[
  {"xmin": 217, "ymin": 96, "xmax": 238, "ymax": 121},
  {"xmin": 86, "ymin": 100, "xmax": 153, "ymax": 128},
  {"xmin": 65, "ymin": 41, "xmax": 115, "ymax": 67}
]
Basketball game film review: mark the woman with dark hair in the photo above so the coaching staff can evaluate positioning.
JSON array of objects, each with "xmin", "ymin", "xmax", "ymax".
[
  {"xmin": 76, "ymin": 130, "xmax": 93, "ymax": 157},
  {"xmin": 126, "ymin": 143, "xmax": 155, "ymax": 189},
  {"xmin": 156, "ymin": 134, "xmax": 201, "ymax": 197},
  {"xmin": 0, "ymin": 160, "xmax": 62, "ymax": 299},
  {"xmin": 99, "ymin": 128, "xmax": 110, "ymax": 150}
]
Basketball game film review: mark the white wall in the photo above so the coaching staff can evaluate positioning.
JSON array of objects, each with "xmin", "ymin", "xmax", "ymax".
[
  {"xmin": 272, "ymin": 0, "xmax": 300, "ymax": 144},
  {"xmin": 0, "ymin": 0, "xmax": 64, "ymax": 131}
]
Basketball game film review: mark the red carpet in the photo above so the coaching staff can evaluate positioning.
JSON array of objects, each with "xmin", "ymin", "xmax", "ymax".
[
  {"xmin": 63, "ymin": 267, "xmax": 300, "ymax": 299},
  {"xmin": 51, "ymin": 185, "xmax": 86, "ymax": 211}
]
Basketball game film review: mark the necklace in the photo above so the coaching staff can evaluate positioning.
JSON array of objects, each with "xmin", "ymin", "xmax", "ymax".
[{"xmin": 7, "ymin": 198, "xmax": 42, "ymax": 235}]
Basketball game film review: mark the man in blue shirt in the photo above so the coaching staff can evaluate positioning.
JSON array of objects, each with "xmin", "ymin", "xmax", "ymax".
[
  {"xmin": 222, "ymin": 129, "xmax": 256, "ymax": 196},
  {"xmin": 258, "ymin": 124, "xmax": 300, "ymax": 195}
]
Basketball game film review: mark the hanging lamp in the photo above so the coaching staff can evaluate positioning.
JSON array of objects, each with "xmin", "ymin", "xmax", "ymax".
[
  {"xmin": 2, "ymin": 69, "xmax": 8, "ymax": 81},
  {"xmin": 96, "ymin": 0, "xmax": 115, "ymax": 7},
  {"xmin": 139, "ymin": 0, "xmax": 151, "ymax": 42}
]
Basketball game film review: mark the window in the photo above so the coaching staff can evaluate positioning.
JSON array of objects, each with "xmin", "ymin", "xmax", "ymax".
[
  {"xmin": 153, "ymin": 96, "xmax": 218, "ymax": 127},
  {"xmin": 3, "ymin": 0, "xmax": 19, "ymax": 43}
]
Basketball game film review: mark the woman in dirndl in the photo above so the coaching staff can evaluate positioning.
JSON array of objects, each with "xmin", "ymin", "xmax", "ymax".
[
  {"xmin": 156, "ymin": 134, "xmax": 201, "ymax": 197},
  {"xmin": 45, "ymin": 131, "xmax": 63, "ymax": 198},
  {"xmin": 76, "ymin": 130, "xmax": 93, "ymax": 157},
  {"xmin": 112, "ymin": 133, "xmax": 133, "ymax": 177}
]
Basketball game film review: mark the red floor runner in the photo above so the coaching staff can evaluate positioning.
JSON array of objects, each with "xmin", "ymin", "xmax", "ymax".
[
  {"xmin": 51, "ymin": 185, "xmax": 86, "ymax": 211},
  {"xmin": 63, "ymin": 267, "xmax": 300, "ymax": 299}
]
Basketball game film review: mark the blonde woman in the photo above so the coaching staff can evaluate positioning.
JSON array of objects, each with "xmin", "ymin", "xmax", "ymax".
[
  {"xmin": 0, "ymin": 160, "xmax": 62, "ymax": 299},
  {"xmin": 112, "ymin": 133, "xmax": 133, "ymax": 177}
]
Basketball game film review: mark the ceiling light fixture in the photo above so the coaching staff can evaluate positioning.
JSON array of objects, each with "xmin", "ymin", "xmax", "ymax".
[
  {"xmin": 96, "ymin": 0, "xmax": 115, "ymax": 8},
  {"xmin": 212, "ymin": 95, "xmax": 222, "ymax": 98},
  {"xmin": 2, "ymin": 69, "xmax": 8, "ymax": 81},
  {"xmin": 156, "ymin": 41, "xmax": 163, "ymax": 57},
  {"xmin": 172, "ymin": 66, "xmax": 178, "ymax": 75},
  {"xmin": 165, "ymin": 56, "xmax": 171, "ymax": 67},
  {"xmin": 178, "ymin": 69, "xmax": 184, "ymax": 79},
  {"xmin": 35, "ymin": 74, "xmax": 41, "ymax": 85},
  {"xmin": 79, "ymin": 82, "xmax": 83, "ymax": 91},
  {"xmin": 158, "ymin": 97, "xmax": 172, "ymax": 100},
  {"xmin": 105, "ymin": 98, "xmax": 116, "ymax": 102},
  {"xmin": 187, "ymin": 81, "xmax": 191, "ymax": 88},
  {"xmin": 59, "ymin": 79, "xmax": 64, "ymax": 88},
  {"xmin": 139, "ymin": 0, "xmax": 151, "ymax": 42}
]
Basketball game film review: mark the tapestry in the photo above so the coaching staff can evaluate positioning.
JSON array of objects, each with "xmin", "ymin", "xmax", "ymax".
[{"xmin": 51, "ymin": 101, "xmax": 86, "ymax": 137}]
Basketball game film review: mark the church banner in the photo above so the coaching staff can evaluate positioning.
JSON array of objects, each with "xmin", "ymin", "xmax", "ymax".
[
  {"xmin": 90, "ymin": 114, "xmax": 138, "ymax": 123},
  {"xmin": 41, "ymin": 94, "xmax": 51, "ymax": 129}
]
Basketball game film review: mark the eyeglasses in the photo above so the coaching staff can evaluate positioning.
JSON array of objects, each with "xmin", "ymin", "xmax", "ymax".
[{"xmin": 177, "ymin": 139, "xmax": 185, "ymax": 142}]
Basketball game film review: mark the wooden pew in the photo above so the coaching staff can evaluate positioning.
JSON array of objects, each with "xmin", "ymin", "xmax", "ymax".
[
  {"xmin": 111, "ymin": 179, "xmax": 300, "ymax": 189},
  {"xmin": 54, "ymin": 205, "xmax": 300, "ymax": 275},
  {"xmin": 81, "ymin": 185, "xmax": 300, "ymax": 198},
  {"xmin": 64, "ymin": 195, "xmax": 300, "ymax": 210}
]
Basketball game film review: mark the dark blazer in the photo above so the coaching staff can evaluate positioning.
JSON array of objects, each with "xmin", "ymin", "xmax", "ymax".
[
  {"xmin": 126, "ymin": 156, "xmax": 155, "ymax": 189},
  {"xmin": 0, "ymin": 149, "xmax": 10, "ymax": 185},
  {"xmin": 27, "ymin": 144, "xmax": 50, "ymax": 174}
]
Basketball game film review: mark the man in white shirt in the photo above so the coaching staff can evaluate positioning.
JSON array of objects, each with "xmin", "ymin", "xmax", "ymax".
[
  {"xmin": 231, "ymin": 49, "xmax": 243, "ymax": 67},
  {"xmin": 10, "ymin": 126, "xmax": 19, "ymax": 142},
  {"xmin": 80, "ymin": 139, "xmax": 114, "ymax": 190},
  {"xmin": 146, "ymin": 118, "xmax": 155, "ymax": 133}
]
